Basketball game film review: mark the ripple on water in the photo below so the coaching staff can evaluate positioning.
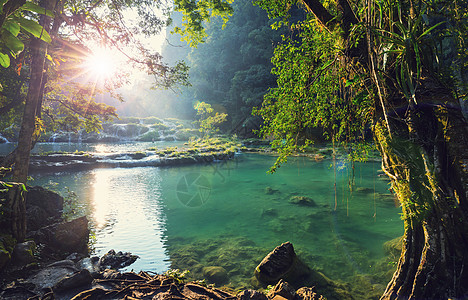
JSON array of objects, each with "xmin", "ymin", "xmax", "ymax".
[{"xmin": 31, "ymin": 151, "xmax": 402, "ymax": 298}]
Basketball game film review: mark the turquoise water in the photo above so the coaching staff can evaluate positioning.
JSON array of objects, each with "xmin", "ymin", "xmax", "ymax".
[{"xmin": 19, "ymin": 144, "xmax": 402, "ymax": 293}]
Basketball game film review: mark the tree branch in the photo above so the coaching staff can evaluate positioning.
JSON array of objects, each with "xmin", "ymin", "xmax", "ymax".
[{"xmin": 300, "ymin": 0, "xmax": 336, "ymax": 29}]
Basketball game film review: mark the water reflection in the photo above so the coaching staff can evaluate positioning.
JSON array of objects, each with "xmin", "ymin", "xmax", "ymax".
[{"xmin": 90, "ymin": 168, "xmax": 170, "ymax": 272}]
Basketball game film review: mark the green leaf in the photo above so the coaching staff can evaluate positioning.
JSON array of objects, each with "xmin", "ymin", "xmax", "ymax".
[
  {"xmin": 0, "ymin": 52, "xmax": 10, "ymax": 68},
  {"xmin": 3, "ymin": 20, "xmax": 21, "ymax": 36},
  {"xmin": 0, "ymin": 0, "xmax": 7, "ymax": 14},
  {"xmin": 17, "ymin": 18, "xmax": 52, "ymax": 43},
  {"xmin": 20, "ymin": 2, "xmax": 54, "ymax": 17},
  {"xmin": 1, "ymin": 30, "xmax": 24, "ymax": 55},
  {"xmin": 416, "ymin": 21, "xmax": 445, "ymax": 42}
]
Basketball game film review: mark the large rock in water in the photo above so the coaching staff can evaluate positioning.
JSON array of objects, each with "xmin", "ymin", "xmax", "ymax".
[
  {"xmin": 26, "ymin": 186, "xmax": 64, "ymax": 231},
  {"xmin": 29, "ymin": 216, "xmax": 89, "ymax": 254},
  {"xmin": 254, "ymin": 242, "xmax": 311, "ymax": 285}
]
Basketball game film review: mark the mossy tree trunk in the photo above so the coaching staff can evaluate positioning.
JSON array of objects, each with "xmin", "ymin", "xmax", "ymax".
[
  {"xmin": 12, "ymin": 0, "xmax": 57, "ymax": 183},
  {"xmin": 374, "ymin": 80, "xmax": 468, "ymax": 299},
  {"xmin": 0, "ymin": 182, "xmax": 26, "ymax": 242}
]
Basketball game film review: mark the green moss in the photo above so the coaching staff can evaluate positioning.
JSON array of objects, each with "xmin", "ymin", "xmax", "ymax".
[
  {"xmin": 136, "ymin": 131, "xmax": 160, "ymax": 141},
  {"xmin": 151, "ymin": 122, "xmax": 169, "ymax": 130},
  {"xmin": 0, "ymin": 234, "xmax": 16, "ymax": 269}
]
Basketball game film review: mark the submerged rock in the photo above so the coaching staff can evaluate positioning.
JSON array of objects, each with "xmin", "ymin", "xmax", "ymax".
[
  {"xmin": 289, "ymin": 196, "xmax": 317, "ymax": 207},
  {"xmin": 265, "ymin": 187, "xmax": 279, "ymax": 195},
  {"xmin": 383, "ymin": 236, "xmax": 403, "ymax": 258},
  {"xmin": 203, "ymin": 266, "xmax": 229, "ymax": 284},
  {"xmin": 254, "ymin": 242, "xmax": 311, "ymax": 286}
]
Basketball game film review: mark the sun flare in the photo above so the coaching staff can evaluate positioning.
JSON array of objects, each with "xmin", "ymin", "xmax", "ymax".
[{"xmin": 84, "ymin": 48, "xmax": 117, "ymax": 79}]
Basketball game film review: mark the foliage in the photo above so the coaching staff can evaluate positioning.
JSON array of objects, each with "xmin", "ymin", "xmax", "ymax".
[
  {"xmin": 253, "ymin": 16, "xmax": 373, "ymax": 172},
  {"xmin": 172, "ymin": 0, "xmax": 234, "ymax": 47},
  {"xmin": 194, "ymin": 101, "xmax": 227, "ymax": 137},
  {"xmin": 0, "ymin": 1, "xmax": 53, "ymax": 68},
  {"xmin": 163, "ymin": 269, "xmax": 190, "ymax": 284}
]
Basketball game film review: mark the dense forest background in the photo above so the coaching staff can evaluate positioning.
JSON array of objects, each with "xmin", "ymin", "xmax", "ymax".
[{"xmin": 113, "ymin": 0, "xmax": 301, "ymax": 134}]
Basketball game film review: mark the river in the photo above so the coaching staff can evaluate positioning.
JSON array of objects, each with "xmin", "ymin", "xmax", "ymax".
[{"xmin": 1, "ymin": 142, "xmax": 402, "ymax": 290}]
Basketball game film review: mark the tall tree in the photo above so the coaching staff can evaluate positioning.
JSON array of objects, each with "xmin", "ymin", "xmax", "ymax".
[
  {"xmin": 254, "ymin": 0, "xmax": 468, "ymax": 298},
  {"xmin": 1, "ymin": 0, "xmax": 191, "ymax": 182},
  {"xmin": 13, "ymin": 0, "xmax": 57, "ymax": 183}
]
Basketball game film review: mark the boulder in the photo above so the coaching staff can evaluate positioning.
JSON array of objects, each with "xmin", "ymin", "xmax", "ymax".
[
  {"xmin": 53, "ymin": 269, "xmax": 93, "ymax": 292},
  {"xmin": 26, "ymin": 186, "xmax": 63, "ymax": 231},
  {"xmin": 289, "ymin": 196, "xmax": 316, "ymax": 207},
  {"xmin": 12, "ymin": 240, "xmax": 36, "ymax": 266},
  {"xmin": 30, "ymin": 216, "xmax": 89, "ymax": 254},
  {"xmin": 26, "ymin": 260, "xmax": 78, "ymax": 290},
  {"xmin": 98, "ymin": 249, "xmax": 139, "ymax": 270},
  {"xmin": 254, "ymin": 242, "xmax": 311, "ymax": 286},
  {"xmin": 237, "ymin": 289, "xmax": 268, "ymax": 300},
  {"xmin": 202, "ymin": 266, "xmax": 229, "ymax": 285}
]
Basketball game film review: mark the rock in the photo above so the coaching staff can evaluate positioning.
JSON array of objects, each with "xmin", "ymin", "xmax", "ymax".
[
  {"xmin": 295, "ymin": 287, "xmax": 325, "ymax": 300},
  {"xmin": 0, "ymin": 235, "xmax": 15, "ymax": 270},
  {"xmin": 265, "ymin": 187, "xmax": 279, "ymax": 195},
  {"xmin": 289, "ymin": 196, "xmax": 316, "ymax": 207},
  {"xmin": 25, "ymin": 186, "xmax": 64, "ymax": 231},
  {"xmin": 202, "ymin": 266, "xmax": 229, "ymax": 284},
  {"xmin": 383, "ymin": 236, "xmax": 403, "ymax": 258},
  {"xmin": 53, "ymin": 269, "xmax": 93, "ymax": 292},
  {"xmin": 30, "ymin": 216, "xmax": 89, "ymax": 254},
  {"xmin": 98, "ymin": 250, "xmax": 139, "ymax": 270},
  {"xmin": 48, "ymin": 259, "xmax": 76, "ymax": 268},
  {"xmin": 254, "ymin": 242, "xmax": 311, "ymax": 285},
  {"xmin": 266, "ymin": 280, "xmax": 296, "ymax": 300},
  {"xmin": 261, "ymin": 208, "xmax": 278, "ymax": 217},
  {"xmin": 77, "ymin": 257, "xmax": 100, "ymax": 275},
  {"xmin": 237, "ymin": 289, "xmax": 268, "ymax": 300},
  {"xmin": 12, "ymin": 241, "xmax": 36, "ymax": 266},
  {"xmin": 26, "ymin": 262, "xmax": 78, "ymax": 290},
  {"xmin": 66, "ymin": 252, "xmax": 87, "ymax": 262}
]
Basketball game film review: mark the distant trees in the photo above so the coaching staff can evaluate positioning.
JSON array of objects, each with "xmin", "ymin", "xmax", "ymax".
[{"xmin": 169, "ymin": 0, "xmax": 289, "ymax": 134}]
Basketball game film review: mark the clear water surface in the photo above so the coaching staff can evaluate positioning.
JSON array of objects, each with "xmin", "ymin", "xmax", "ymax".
[{"xmin": 1, "ymin": 142, "xmax": 403, "ymax": 291}]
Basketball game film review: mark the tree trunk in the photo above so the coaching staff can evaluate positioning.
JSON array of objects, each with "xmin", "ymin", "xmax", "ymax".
[
  {"xmin": 12, "ymin": 0, "xmax": 56, "ymax": 183},
  {"xmin": 374, "ymin": 80, "xmax": 468, "ymax": 299},
  {"xmin": 0, "ymin": 182, "xmax": 26, "ymax": 242}
]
